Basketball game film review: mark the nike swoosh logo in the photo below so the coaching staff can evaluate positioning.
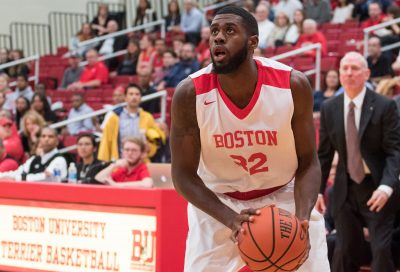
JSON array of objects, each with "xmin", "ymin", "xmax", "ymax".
[{"xmin": 204, "ymin": 100, "xmax": 216, "ymax": 106}]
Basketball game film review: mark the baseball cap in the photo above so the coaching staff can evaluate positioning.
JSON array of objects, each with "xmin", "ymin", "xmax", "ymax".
[{"xmin": 0, "ymin": 118, "xmax": 12, "ymax": 126}]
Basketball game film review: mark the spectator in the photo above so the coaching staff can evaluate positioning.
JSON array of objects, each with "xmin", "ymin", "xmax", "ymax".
[
  {"xmin": 59, "ymin": 53, "xmax": 83, "ymax": 89},
  {"xmin": 180, "ymin": 0, "xmax": 204, "ymax": 45},
  {"xmin": 313, "ymin": 69, "xmax": 340, "ymax": 112},
  {"xmin": 20, "ymin": 110, "xmax": 46, "ymax": 156},
  {"xmin": 98, "ymin": 20, "xmax": 128, "ymax": 55},
  {"xmin": 0, "ymin": 127, "xmax": 67, "ymax": 182},
  {"xmin": 0, "ymin": 93, "xmax": 7, "ymax": 112},
  {"xmin": 98, "ymin": 84, "xmax": 165, "ymax": 161},
  {"xmin": 69, "ymin": 23, "xmax": 96, "ymax": 57},
  {"xmin": 34, "ymin": 83, "xmax": 52, "ymax": 105},
  {"xmin": 7, "ymin": 50, "xmax": 29, "ymax": 78},
  {"xmin": 267, "ymin": 12, "xmax": 291, "ymax": 48},
  {"xmin": 137, "ymin": 67, "xmax": 160, "ymax": 114},
  {"xmin": 15, "ymin": 96, "xmax": 30, "ymax": 130},
  {"xmin": 137, "ymin": 34, "xmax": 157, "ymax": 73},
  {"xmin": 134, "ymin": 0, "xmax": 157, "ymax": 33},
  {"xmin": 175, "ymin": 43, "xmax": 200, "ymax": 81},
  {"xmin": 272, "ymin": 0, "xmax": 303, "ymax": 22},
  {"xmin": 367, "ymin": 36, "xmax": 394, "ymax": 84},
  {"xmin": 255, "ymin": 3, "xmax": 275, "ymax": 49},
  {"xmin": 30, "ymin": 93, "xmax": 58, "ymax": 124},
  {"xmin": 76, "ymin": 133, "xmax": 100, "ymax": 181},
  {"xmin": 91, "ymin": 3, "xmax": 111, "ymax": 36},
  {"xmin": 352, "ymin": 0, "xmax": 369, "ymax": 22},
  {"xmin": 380, "ymin": 6, "xmax": 400, "ymax": 46},
  {"xmin": 164, "ymin": 0, "xmax": 181, "ymax": 31},
  {"xmin": 113, "ymin": 38, "xmax": 140, "ymax": 76},
  {"xmin": 156, "ymin": 50, "xmax": 180, "ymax": 90},
  {"xmin": 5, "ymin": 74, "xmax": 34, "ymax": 113},
  {"xmin": 285, "ymin": 9, "xmax": 305, "ymax": 45},
  {"xmin": 295, "ymin": 19, "xmax": 328, "ymax": 57},
  {"xmin": 95, "ymin": 136, "xmax": 153, "ymax": 188},
  {"xmin": 304, "ymin": 0, "xmax": 331, "ymax": 24},
  {"xmin": 243, "ymin": 0, "xmax": 256, "ymax": 14},
  {"xmin": 0, "ymin": 74, "xmax": 12, "ymax": 95},
  {"xmin": 196, "ymin": 26, "xmax": 211, "ymax": 64},
  {"xmin": 153, "ymin": 38, "xmax": 166, "ymax": 70},
  {"xmin": 361, "ymin": 2, "xmax": 385, "ymax": 29},
  {"xmin": 67, "ymin": 49, "xmax": 109, "ymax": 90},
  {"xmin": 172, "ymin": 37, "xmax": 185, "ymax": 58},
  {"xmin": 331, "ymin": 0, "xmax": 354, "ymax": 23},
  {"xmin": 112, "ymin": 85, "xmax": 125, "ymax": 105},
  {"xmin": 0, "ymin": 117, "xmax": 24, "ymax": 162},
  {"xmin": 66, "ymin": 93, "xmax": 95, "ymax": 135},
  {"xmin": 0, "ymin": 138, "xmax": 18, "ymax": 172}
]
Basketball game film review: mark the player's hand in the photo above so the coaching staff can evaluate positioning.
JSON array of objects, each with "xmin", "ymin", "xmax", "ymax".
[
  {"xmin": 314, "ymin": 194, "xmax": 326, "ymax": 214},
  {"xmin": 367, "ymin": 189, "xmax": 389, "ymax": 212},
  {"xmin": 295, "ymin": 220, "xmax": 311, "ymax": 269},
  {"xmin": 230, "ymin": 208, "xmax": 261, "ymax": 245}
]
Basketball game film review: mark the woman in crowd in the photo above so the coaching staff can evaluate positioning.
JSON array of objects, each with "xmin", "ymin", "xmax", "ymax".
[
  {"xmin": 267, "ymin": 12, "xmax": 291, "ymax": 48},
  {"xmin": 134, "ymin": 0, "xmax": 157, "ymax": 32},
  {"xmin": 331, "ymin": 0, "xmax": 354, "ymax": 23},
  {"xmin": 30, "ymin": 93, "xmax": 58, "ymax": 124},
  {"xmin": 0, "ymin": 74, "xmax": 12, "ymax": 96},
  {"xmin": 313, "ymin": 69, "xmax": 341, "ymax": 112},
  {"xmin": 76, "ymin": 133, "xmax": 100, "ymax": 182},
  {"xmin": 20, "ymin": 110, "xmax": 46, "ymax": 156},
  {"xmin": 114, "ymin": 39, "xmax": 140, "ymax": 76},
  {"xmin": 137, "ymin": 34, "xmax": 157, "ymax": 72},
  {"xmin": 164, "ymin": 0, "xmax": 181, "ymax": 31},
  {"xmin": 7, "ymin": 50, "xmax": 29, "ymax": 78},
  {"xmin": 285, "ymin": 9, "xmax": 305, "ymax": 45},
  {"xmin": 69, "ymin": 22, "xmax": 96, "ymax": 57},
  {"xmin": 15, "ymin": 96, "xmax": 30, "ymax": 130},
  {"xmin": 91, "ymin": 4, "xmax": 111, "ymax": 36}
]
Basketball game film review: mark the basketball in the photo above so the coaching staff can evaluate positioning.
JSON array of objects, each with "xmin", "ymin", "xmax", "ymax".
[{"xmin": 237, "ymin": 205, "xmax": 309, "ymax": 272}]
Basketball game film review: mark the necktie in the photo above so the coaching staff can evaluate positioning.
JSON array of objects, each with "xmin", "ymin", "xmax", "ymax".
[{"xmin": 346, "ymin": 101, "xmax": 365, "ymax": 183}]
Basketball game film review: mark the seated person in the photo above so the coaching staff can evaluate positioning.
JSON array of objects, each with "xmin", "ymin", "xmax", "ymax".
[
  {"xmin": 66, "ymin": 93, "xmax": 95, "ymax": 135},
  {"xmin": 30, "ymin": 93, "xmax": 58, "ymax": 124},
  {"xmin": 0, "ymin": 127, "xmax": 67, "ymax": 182},
  {"xmin": 295, "ymin": 19, "xmax": 328, "ymax": 58},
  {"xmin": 95, "ymin": 136, "xmax": 153, "ymax": 188},
  {"xmin": 59, "ymin": 53, "xmax": 83, "ymax": 89},
  {"xmin": 67, "ymin": 49, "xmax": 109, "ymax": 90},
  {"xmin": 98, "ymin": 84, "xmax": 165, "ymax": 162},
  {"xmin": 20, "ymin": 110, "xmax": 46, "ymax": 156},
  {"xmin": 76, "ymin": 133, "xmax": 101, "ymax": 182},
  {"xmin": 0, "ymin": 117, "xmax": 24, "ymax": 162},
  {"xmin": 0, "ymin": 138, "xmax": 18, "ymax": 172}
]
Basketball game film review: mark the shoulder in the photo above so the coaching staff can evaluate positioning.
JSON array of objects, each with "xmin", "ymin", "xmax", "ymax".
[{"xmin": 174, "ymin": 77, "xmax": 196, "ymax": 104}]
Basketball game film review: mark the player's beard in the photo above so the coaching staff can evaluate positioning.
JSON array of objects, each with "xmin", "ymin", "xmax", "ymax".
[{"xmin": 211, "ymin": 42, "xmax": 248, "ymax": 74}]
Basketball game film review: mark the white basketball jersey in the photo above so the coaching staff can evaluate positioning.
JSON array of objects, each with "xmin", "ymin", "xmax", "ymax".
[{"xmin": 190, "ymin": 57, "xmax": 298, "ymax": 194}]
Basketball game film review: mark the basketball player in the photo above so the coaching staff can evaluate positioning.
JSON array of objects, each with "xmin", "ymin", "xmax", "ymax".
[{"xmin": 170, "ymin": 6, "xmax": 330, "ymax": 272}]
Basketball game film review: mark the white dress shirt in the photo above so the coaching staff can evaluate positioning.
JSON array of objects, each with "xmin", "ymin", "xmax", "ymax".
[
  {"xmin": 344, "ymin": 87, "xmax": 393, "ymax": 197},
  {"xmin": 0, "ymin": 148, "xmax": 67, "ymax": 182}
]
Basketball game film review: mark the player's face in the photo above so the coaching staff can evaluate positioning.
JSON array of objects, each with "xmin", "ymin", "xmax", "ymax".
[{"xmin": 210, "ymin": 14, "xmax": 250, "ymax": 74}]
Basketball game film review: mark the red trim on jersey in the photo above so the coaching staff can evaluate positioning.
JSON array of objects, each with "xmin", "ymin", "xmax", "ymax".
[
  {"xmin": 260, "ymin": 64, "xmax": 291, "ymax": 89},
  {"xmin": 192, "ymin": 73, "xmax": 218, "ymax": 95},
  {"xmin": 224, "ymin": 183, "xmax": 287, "ymax": 200}
]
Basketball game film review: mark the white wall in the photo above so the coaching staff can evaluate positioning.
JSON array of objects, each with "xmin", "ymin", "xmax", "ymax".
[{"xmin": 0, "ymin": 0, "xmax": 122, "ymax": 35}]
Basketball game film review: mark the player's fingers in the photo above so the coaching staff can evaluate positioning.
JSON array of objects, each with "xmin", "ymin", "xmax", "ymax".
[
  {"xmin": 300, "ymin": 220, "xmax": 309, "ymax": 232},
  {"xmin": 240, "ymin": 208, "xmax": 261, "ymax": 215}
]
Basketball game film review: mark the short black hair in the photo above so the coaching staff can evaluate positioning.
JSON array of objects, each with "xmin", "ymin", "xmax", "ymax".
[
  {"xmin": 17, "ymin": 73, "xmax": 28, "ymax": 81},
  {"xmin": 215, "ymin": 5, "xmax": 258, "ymax": 36},
  {"xmin": 125, "ymin": 83, "xmax": 143, "ymax": 95},
  {"xmin": 77, "ymin": 133, "xmax": 97, "ymax": 147}
]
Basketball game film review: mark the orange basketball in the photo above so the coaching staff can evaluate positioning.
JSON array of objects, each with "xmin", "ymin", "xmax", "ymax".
[{"xmin": 237, "ymin": 205, "xmax": 309, "ymax": 272}]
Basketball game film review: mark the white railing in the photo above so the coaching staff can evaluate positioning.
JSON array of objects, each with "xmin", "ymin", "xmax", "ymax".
[
  {"xmin": 54, "ymin": 90, "xmax": 167, "ymax": 154},
  {"xmin": 363, "ymin": 17, "xmax": 400, "ymax": 57},
  {"xmin": 270, "ymin": 43, "xmax": 322, "ymax": 90},
  {"xmin": 79, "ymin": 49, "xmax": 128, "ymax": 67},
  {"xmin": 77, "ymin": 20, "xmax": 166, "ymax": 49},
  {"xmin": 0, "ymin": 54, "xmax": 40, "ymax": 86}
]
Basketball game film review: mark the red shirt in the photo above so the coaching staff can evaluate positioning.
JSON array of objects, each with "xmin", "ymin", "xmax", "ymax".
[
  {"xmin": 295, "ymin": 31, "xmax": 328, "ymax": 57},
  {"xmin": 3, "ymin": 130, "xmax": 24, "ymax": 163},
  {"xmin": 80, "ymin": 62, "xmax": 109, "ymax": 84},
  {"xmin": 111, "ymin": 162, "xmax": 150, "ymax": 183},
  {"xmin": 0, "ymin": 153, "xmax": 18, "ymax": 172},
  {"xmin": 361, "ymin": 15, "xmax": 386, "ymax": 29}
]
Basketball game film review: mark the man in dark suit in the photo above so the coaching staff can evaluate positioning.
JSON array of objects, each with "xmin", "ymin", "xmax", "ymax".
[{"xmin": 316, "ymin": 51, "xmax": 400, "ymax": 272}]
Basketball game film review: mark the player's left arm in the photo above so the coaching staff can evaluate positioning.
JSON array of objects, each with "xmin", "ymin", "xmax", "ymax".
[{"xmin": 290, "ymin": 70, "xmax": 321, "ymax": 222}]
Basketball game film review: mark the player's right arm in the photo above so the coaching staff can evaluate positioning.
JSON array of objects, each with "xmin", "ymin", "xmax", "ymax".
[{"xmin": 170, "ymin": 78, "xmax": 259, "ymax": 241}]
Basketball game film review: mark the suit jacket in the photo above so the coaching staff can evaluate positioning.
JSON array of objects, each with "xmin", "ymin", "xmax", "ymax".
[{"xmin": 318, "ymin": 89, "xmax": 400, "ymax": 216}]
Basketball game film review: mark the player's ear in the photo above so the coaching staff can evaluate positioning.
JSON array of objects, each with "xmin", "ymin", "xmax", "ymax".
[{"xmin": 248, "ymin": 35, "xmax": 259, "ymax": 51}]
